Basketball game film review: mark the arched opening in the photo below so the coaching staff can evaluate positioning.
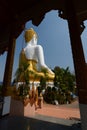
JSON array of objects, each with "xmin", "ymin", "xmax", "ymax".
[{"xmin": 11, "ymin": 10, "xmax": 80, "ymax": 120}]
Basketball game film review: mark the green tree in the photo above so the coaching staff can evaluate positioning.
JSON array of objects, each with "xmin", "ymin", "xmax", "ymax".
[
  {"xmin": 39, "ymin": 68, "xmax": 49, "ymax": 90},
  {"xmin": 40, "ymin": 76, "xmax": 46, "ymax": 90},
  {"xmin": 54, "ymin": 66, "xmax": 76, "ymax": 103},
  {"xmin": 14, "ymin": 62, "xmax": 30, "ymax": 97},
  {"xmin": 54, "ymin": 66, "xmax": 75, "ymax": 92},
  {"xmin": 14, "ymin": 62, "xmax": 30, "ymax": 85}
]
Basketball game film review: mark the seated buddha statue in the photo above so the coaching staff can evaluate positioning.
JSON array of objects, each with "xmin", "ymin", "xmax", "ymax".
[{"xmin": 19, "ymin": 28, "xmax": 55, "ymax": 80}]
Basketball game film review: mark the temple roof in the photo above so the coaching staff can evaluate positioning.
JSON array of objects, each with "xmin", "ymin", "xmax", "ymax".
[{"xmin": 0, "ymin": 0, "xmax": 87, "ymax": 55}]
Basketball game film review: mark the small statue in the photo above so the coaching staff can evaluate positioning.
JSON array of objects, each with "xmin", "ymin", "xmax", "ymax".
[{"xmin": 19, "ymin": 28, "xmax": 55, "ymax": 80}]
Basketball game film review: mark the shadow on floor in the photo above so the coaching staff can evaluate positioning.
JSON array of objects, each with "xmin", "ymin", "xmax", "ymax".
[{"xmin": 0, "ymin": 116, "xmax": 81, "ymax": 130}]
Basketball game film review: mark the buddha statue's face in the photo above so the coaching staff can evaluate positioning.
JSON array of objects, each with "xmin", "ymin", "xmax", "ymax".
[
  {"xmin": 31, "ymin": 34, "xmax": 37, "ymax": 45},
  {"xmin": 24, "ymin": 28, "xmax": 37, "ymax": 43}
]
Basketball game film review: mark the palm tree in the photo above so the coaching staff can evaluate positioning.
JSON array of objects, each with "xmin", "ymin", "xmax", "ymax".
[
  {"xmin": 40, "ymin": 67, "xmax": 49, "ymax": 89},
  {"xmin": 14, "ymin": 62, "xmax": 29, "ymax": 83},
  {"xmin": 14, "ymin": 62, "xmax": 30, "ymax": 97}
]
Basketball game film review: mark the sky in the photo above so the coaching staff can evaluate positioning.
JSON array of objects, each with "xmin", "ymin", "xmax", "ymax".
[{"xmin": 0, "ymin": 10, "xmax": 87, "ymax": 81}]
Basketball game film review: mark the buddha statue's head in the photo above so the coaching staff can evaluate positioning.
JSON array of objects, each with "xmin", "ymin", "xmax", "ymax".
[{"xmin": 24, "ymin": 28, "xmax": 37, "ymax": 43}]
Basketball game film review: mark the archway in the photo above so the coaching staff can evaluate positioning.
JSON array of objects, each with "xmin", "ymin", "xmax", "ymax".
[{"xmin": 11, "ymin": 10, "xmax": 80, "ymax": 121}]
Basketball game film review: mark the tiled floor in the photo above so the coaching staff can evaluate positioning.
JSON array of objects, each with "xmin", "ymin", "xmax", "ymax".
[{"xmin": 0, "ymin": 100, "xmax": 81, "ymax": 130}]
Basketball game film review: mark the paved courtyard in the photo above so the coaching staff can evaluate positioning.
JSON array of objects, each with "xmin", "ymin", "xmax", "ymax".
[
  {"xmin": 35, "ymin": 100, "xmax": 80, "ymax": 120},
  {"xmin": 0, "ymin": 100, "xmax": 81, "ymax": 130}
]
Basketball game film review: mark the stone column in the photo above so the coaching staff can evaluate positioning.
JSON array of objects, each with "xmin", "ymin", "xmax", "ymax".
[
  {"xmin": 65, "ymin": 0, "xmax": 87, "ymax": 130},
  {"xmin": 2, "ymin": 37, "xmax": 16, "ymax": 95}
]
